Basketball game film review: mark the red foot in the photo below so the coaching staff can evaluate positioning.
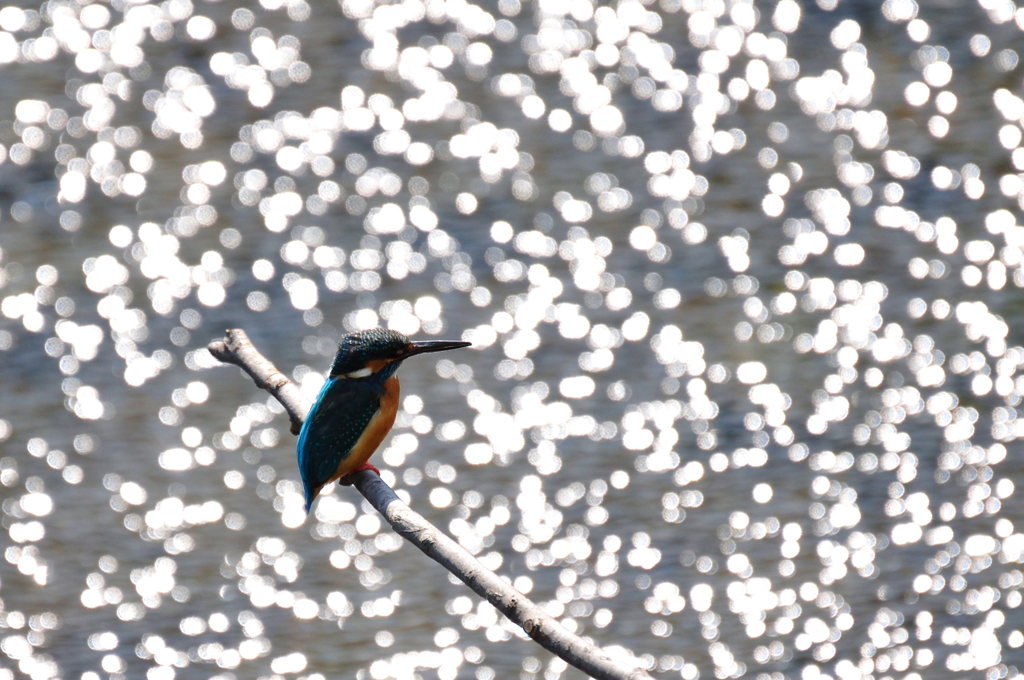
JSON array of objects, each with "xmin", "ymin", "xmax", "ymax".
[
  {"xmin": 340, "ymin": 462, "xmax": 380, "ymax": 486},
  {"xmin": 354, "ymin": 462, "xmax": 380, "ymax": 475}
]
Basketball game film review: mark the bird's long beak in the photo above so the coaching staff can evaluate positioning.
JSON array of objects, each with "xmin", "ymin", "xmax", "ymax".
[{"xmin": 405, "ymin": 339, "xmax": 471, "ymax": 357}]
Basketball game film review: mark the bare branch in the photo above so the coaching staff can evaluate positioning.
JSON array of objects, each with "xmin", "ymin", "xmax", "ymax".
[
  {"xmin": 207, "ymin": 329, "xmax": 657, "ymax": 680},
  {"xmin": 208, "ymin": 329, "xmax": 306, "ymax": 435}
]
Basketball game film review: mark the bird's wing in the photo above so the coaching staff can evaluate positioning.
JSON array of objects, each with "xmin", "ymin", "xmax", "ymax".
[{"xmin": 297, "ymin": 377, "xmax": 382, "ymax": 499}]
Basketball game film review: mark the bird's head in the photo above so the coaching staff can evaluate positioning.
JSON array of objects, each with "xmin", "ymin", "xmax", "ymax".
[{"xmin": 329, "ymin": 328, "xmax": 470, "ymax": 379}]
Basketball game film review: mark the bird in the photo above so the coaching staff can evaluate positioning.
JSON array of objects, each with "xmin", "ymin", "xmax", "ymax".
[{"xmin": 297, "ymin": 328, "xmax": 470, "ymax": 512}]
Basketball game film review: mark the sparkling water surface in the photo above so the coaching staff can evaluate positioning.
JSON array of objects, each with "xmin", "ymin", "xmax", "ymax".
[{"xmin": 2, "ymin": 1, "xmax": 1024, "ymax": 678}]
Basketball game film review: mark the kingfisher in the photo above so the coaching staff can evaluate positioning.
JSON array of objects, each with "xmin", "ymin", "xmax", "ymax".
[{"xmin": 297, "ymin": 328, "xmax": 470, "ymax": 512}]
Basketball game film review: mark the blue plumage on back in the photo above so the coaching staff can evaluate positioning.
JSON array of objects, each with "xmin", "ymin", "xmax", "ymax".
[{"xmin": 297, "ymin": 375, "xmax": 386, "ymax": 510}]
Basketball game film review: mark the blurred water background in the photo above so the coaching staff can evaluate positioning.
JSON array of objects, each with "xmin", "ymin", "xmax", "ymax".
[{"xmin": 2, "ymin": 0, "xmax": 1024, "ymax": 678}]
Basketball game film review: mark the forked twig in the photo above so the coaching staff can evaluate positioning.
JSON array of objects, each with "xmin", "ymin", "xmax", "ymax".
[{"xmin": 207, "ymin": 329, "xmax": 655, "ymax": 680}]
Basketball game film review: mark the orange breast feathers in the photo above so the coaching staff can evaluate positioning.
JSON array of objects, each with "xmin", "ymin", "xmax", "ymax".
[{"xmin": 330, "ymin": 376, "xmax": 400, "ymax": 480}]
